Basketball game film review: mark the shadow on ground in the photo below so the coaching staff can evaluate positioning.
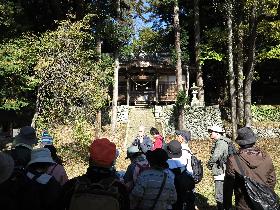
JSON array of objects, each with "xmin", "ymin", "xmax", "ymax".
[{"xmin": 195, "ymin": 193, "xmax": 217, "ymax": 210}]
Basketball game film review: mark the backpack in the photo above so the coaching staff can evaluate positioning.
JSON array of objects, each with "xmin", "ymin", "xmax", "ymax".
[
  {"xmin": 133, "ymin": 161, "xmax": 150, "ymax": 183},
  {"xmin": 183, "ymin": 150, "xmax": 203, "ymax": 184},
  {"xmin": 21, "ymin": 172, "xmax": 61, "ymax": 210},
  {"xmin": 220, "ymin": 139, "xmax": 237, "ymax": 165},
  {"xmin": 69, "ymin": 176, "xmax": 120, "ymax": 210},
  {"xmin": 171, "ymin": 167, "xmax": 195, "ymax": 196}
]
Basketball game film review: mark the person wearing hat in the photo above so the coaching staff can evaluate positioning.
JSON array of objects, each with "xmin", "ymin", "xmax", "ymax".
[
  {"xmin": 11, "ymin": 126, "xmax": 38, "ymax": 169},
  {"xmin": 174, "ymin": 130, "xmax": 193, "ymax": 175},
  {"xmin": 223, "ymin": 127, "xmax": 276, "ymax": 210},
  {"xmin": 0, "ymin": 152, "xmax": 19, "ymax": 210},
  {"xmin": 166, "ymin": 140, "xmax": 195, "ymax": 210},
  {"xmin": 207, "ymin": 124, "xmax": 232, "ymax": 210},
  {"xmin": 44, "ymin": 145, "xmax": 68, "ymax": 186},
  {"xmin": 60, "ymin": 138, "xmax": 129, "ymax": 210},
  {"xmin": 21, "ymin": 148, "xmax": 61, "ymax": 210},
  {"xmin": 123, "ymin": 145, "xmax": 149, "ymax": 191},
  {"xmin": 39, "ymin": 130, "xmax": 54, "ymax": 147},
  {"xmin": 130, "ymin": 148, "xmax": 177, "ymax": 210}
]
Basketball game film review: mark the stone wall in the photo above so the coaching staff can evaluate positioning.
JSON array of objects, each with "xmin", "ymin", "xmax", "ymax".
[
  {"xmin": 117, "ymin": 105, "xmax": 129, "ymax": 123},
  {"xmin": 156, "ymin": 105, "xmax": 280, "ymax": 140}
]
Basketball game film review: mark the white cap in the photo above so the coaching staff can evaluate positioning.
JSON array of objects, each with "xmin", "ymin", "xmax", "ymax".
[{"xmin": 208, "ymin": 125, "xmax": 225, "ymax": 133}]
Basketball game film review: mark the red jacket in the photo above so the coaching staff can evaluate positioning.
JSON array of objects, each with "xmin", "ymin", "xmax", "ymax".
[{"xmin": 152, "ymin": 135, "xmax": 163, "ymax": 150}]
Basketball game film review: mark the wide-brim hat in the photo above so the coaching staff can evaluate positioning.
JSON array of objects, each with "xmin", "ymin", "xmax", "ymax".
[
  {"xmin": 15, "ymin": 126, "xmax": 38, "ymax": 146},
  {"xmin": 166, "ymin": 140, "xmax": 182, "ymax": 158},
  {"xmin": 0, "ymin": 152, "xmax": 14, "ymax": 184},
  {"xmin": 175, "ymin": 130, "xmax": 191, "ymax": 143},
  {"xmin": 27, "ymin": 148, "xmax": 55, "ymax": 166},
  {"xmin": 236, "ymin": 127, "xmax": 256, "ymax": 146},
  {"xmin": 208, "ymin": 125, "xmax": 225, "ymax": 134},
  {"xmin": 146, "ymin": 148, "xmax": 169, "ymax": 169}
]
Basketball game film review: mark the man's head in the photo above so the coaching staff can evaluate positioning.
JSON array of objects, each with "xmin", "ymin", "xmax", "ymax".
[
  {"xmin": 146, "ymin": 148, "xmax": 169, "ymax": 169},
  {"xmin": 138, "ymin": 125, "xmax": 145, "ymax": 138},
  {"xmin": 126, "ymin": 145, "xmax": 141, "ymax": 160},
  {"xmin": 89, "ymin": 138, "xmax": 116, "ymax": 168},
  {"xmin": 236, "ymin": 127, "xmax": 256, "ymax": 147},
  {"xmin": 166, "ymin": 140, "xmax": 182, "ymax": 159},
  {"xmin": 15, "ymin": 126, "xmax": 38, "ymax": 149},
  {"xmin": 208, "ymin": 125, "xmax": 225, "ymax": 140},
  {"xmin": 175, "ymin": 130, "xmax": 191, "ymax": 144}
]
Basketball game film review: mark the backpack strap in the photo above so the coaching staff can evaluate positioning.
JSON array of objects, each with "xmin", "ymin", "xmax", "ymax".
[
  {"xmin": 149, "ymin": 172, "xmax": 167, "ymax": 210},
  {"xmin": 48, "ymin": 163, "xmax": 58, "ymax": 175}
]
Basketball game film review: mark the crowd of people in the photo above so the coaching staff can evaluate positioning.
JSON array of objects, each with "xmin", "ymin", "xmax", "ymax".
[{"xmin": 0, "ymin": 124, "xmax": 278, "ymax": 210}]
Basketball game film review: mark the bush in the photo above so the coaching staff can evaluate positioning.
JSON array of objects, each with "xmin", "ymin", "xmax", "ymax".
[{"xmin": 252, "ymin": 105, "xmax": 280, "ymax": 122}]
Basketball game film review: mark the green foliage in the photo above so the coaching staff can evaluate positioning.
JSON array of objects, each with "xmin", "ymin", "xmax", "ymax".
[
  {"xmin": 175, "ymin": 90, "xmax": 189, "ymax": 107},
  {"xmin": 200, "ymin": 45, "xmax": 224, "ymax": 65},
  {"xmin": 252, "ymin": 105, "xmax": 280, "ymax": 122},
  {"xmin": 72, "ymin": 118, "xmax": 94, "ymax": 158},
  {"xmin": 35, "ymin": 17, "xmax": 114, "ymax": 126},
  {"xmin": 0, "ymin": 34, "xmax": 39, "ymax": 110}
]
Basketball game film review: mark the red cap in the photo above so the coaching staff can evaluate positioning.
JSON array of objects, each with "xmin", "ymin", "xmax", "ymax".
[{"xmin": 89, "ymin": 138, "xmax": 116, "ymax": 167}]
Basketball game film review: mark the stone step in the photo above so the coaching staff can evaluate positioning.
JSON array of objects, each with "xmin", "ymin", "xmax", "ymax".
[{"xmin": 126, "ymin": 107, "xmax": 156, "ymax": 148}]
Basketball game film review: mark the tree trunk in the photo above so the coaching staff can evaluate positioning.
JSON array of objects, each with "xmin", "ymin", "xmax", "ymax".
[
  {"xmin": 235, "ymin": 0, "xmax": 245, "ymax": 126},
  {"xmin": 194, "ymin": 0, "xmax": 204, "ymax": 106},
  {"xmin": 111, "ymin": 51, "xmax": 119, "ymax": 135},
  {"xmin": 31, "ymin": 85, "xmax": 44, "ymax": 128},
  {"xmin": 95, "ymin": 37, "xmax": 102, "ymax": 138},
  {"xmin": 244, "ymin": 1, "xmax": 257, "ymax": 127},
  {"xmin": 227, "ymin": 0, "xmax": 237, "ymax": 139},
  {"xmin": 236, "ymin": 23, "xmax": 244, "ymax": 126},
  {"xmin": 174, "ymin": 0, "xmax": 184, "ymax": 130}
]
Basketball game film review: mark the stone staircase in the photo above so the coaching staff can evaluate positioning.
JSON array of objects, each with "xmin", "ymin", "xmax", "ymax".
[{"xmin": 125, "ymin": 107, "xmax": 156, "ymax": 148}]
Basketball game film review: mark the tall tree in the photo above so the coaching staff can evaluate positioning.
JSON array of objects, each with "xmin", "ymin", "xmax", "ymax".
[
  {"xmin": 194, "ymin": 0, "xmax": 204, "ymax": 105},
  {"xmin": 173, "ymin": 0, "xmax": 185, "ymax": 129},
  {"xmin": 226, "ymin": 0, "xmax": 237, "ymax": 138}
]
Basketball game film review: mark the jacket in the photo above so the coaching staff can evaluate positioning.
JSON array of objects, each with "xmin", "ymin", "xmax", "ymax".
[
  {"xmin": 223, "ymin": 146, "xmax": 276, "ymax": 210},
  {"xmin": 130, "ymin": 168, "xmax": 177, "ymax": 210},
  {"xmin": 208, "ymin": 136, "xmax": 230, "ymax": 177},
  {"xmin": 152, "ymin": 135, "xmax": 163, "ymax": 150}
]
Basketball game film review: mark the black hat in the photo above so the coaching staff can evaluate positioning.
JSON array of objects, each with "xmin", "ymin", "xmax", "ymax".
[
  {"xmin": 236, "ymin": 127, "xmax": 256, "ymax": 146},
  {"xmin": 146, "ymin": 148, "xmax": 169, "ymax": 169},
  {"xmin": 175, "ymin": 130, "xmax": 191, "ymax": 143},
  {"xmin": 166, "ymin": 140, "xmax": 182, "ymax": 159}
]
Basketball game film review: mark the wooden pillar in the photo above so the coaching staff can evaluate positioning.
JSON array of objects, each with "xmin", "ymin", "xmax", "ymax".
[
  {"xmin": 155, "ymin": 74, "xmax": 159, "ymax": 103},
  {"xmin": 126, "ymin": 74, "xmax": 130, "ymax": 106}
]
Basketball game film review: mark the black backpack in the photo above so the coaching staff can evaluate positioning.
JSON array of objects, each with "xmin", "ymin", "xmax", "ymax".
[
  {"xmin": 183, "ymin": 149, "xmax": 203, "ymax": 184},
  {"xmin": 171, "ymin": 167, "xmax": 195, "ymax": 193}
]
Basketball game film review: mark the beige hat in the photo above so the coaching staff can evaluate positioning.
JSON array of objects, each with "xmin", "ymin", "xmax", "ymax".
[
  {"xmin": 27, "ymin": 148, "xmax": 55, "ymax": 166},
  {"xmin": 208, "ymin": 125, "xmax": 225, "ymax": 133},
  {"xmin": 0, "ymin": 152, "xmax": 14, "ymax": 184}
]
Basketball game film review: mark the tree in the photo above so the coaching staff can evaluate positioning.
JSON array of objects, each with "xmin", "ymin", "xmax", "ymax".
[
  {"xmin": 33, "ymin": 18, "xmax": 114, "ymax": 128},
  {"xmin": 226, "ymin": 0, "xmax": 237, "ymax": 139},
  {"xmin": 194, "ymin": 0, "xmax": 204, "ymax": 105},
  {"xmin": 0, "ymin": 35, "xmax": 38, "ymax": 111}
]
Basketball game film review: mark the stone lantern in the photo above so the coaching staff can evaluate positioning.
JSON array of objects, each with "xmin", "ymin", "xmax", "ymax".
[{"xmin": 190, "ymin": 83, "xmax": 200, "ymax": 106}]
